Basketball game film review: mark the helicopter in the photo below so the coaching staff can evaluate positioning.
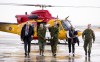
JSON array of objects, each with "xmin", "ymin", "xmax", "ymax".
[{"xmin": 0, "ymin": 3, "xmax": 81, "ymax": 41}]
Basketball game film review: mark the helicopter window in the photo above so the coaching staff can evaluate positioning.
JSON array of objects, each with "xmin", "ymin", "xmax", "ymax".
[{"xmin": 61, "ymin": 20, "xmax": 71, "ymax": 30}]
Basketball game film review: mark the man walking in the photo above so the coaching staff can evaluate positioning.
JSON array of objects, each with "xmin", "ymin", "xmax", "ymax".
[
  {"xmin": 82, "ymin": 24, "xmax": 95, "ymax": 57},
  {"xmin": 49, "ymin": 21, "xmax": 59, "ymax": 57},
  {"xmin": 67, "ymin": 26, "xmax": 79, "ymax": 57},
  {"xmin": 38, "ymin": 23, "xmax": 46, "ymax": 56},
  {"xmin": 21, "ymin": 21, "xmax": 34, "ymax": 57}
]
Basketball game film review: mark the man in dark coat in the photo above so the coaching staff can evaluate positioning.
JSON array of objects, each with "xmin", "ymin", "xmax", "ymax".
[
  {"xmin": 67, "ymin": 26, "xmax": 79, "ymax": 57},
  {"xmin": 21, "ymin": 21, "xmax": 34, "ymax": 57}
]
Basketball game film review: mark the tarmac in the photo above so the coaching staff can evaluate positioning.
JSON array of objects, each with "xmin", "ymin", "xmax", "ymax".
[{"xmin": 0, "ymin": 31, "xmax": 100, "ymax": 62}]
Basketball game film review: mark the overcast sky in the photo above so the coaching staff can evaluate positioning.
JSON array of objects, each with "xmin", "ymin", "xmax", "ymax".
[{"xmin": 0, "ymin": 0, "xmax": 100, "ymax": 26}]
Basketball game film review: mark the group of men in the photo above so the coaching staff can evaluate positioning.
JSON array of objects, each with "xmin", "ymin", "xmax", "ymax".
[
  {"xmin": 21, "ymin": 21, "xmax": 59, "ymax": 57},
  {"xmin": 21, "ymin": 21, "xmax": 95, "ymax": 58}
]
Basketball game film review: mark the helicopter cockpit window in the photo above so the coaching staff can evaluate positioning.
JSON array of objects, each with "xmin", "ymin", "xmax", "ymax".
[{"xmin": 61, "ymin": 20, "xmax": 71, "ymax": 31}]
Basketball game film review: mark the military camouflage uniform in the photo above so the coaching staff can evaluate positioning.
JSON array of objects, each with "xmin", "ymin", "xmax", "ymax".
[
  {"xmin": 49, "ymin": 26, "xmax": 59, "ymax": 57},
  {"xmin": 38, "ymin": 27, "xmax": 46, "ymax": 56},
  {"xmin": 82, "ymin": 28, "xmax": 95, "ymax": 57}
]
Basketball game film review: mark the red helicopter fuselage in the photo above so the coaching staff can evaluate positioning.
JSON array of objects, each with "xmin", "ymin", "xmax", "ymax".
[{"xmin": 15, "ymin": 10, "xmax": 56, "ymax": 24}]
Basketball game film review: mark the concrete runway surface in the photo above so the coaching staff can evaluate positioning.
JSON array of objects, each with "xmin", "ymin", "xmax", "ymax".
[{"xmin": 0, "ymin": 31, "xmax": 100, "ymax": 62}]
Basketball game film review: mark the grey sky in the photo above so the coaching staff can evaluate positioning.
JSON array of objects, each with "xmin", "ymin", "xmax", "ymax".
[{"xmin": 0, "ymin": 0, "xmax": 100, "ymax": 26}]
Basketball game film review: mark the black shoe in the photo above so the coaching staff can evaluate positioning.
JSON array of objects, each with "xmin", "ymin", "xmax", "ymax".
[
  {"xmin": 25, "ymin": 53, "xmax": 27, "ymax": 57},
  {"xmin": 73, "ymin": 54, "xmax": 75, "ymax": 57},
  {"xmin": 53, "ymin": 54, "xmax": 56, "ymax": 57},
  {"xmin": 42, "ymin": 54, "xmax": 44, "ymax": 56}
]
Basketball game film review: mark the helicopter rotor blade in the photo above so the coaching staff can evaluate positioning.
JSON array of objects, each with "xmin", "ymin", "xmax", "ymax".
[
  {"xmin": 0, "ymin": 3, "xmax": 52, "ymax": 7},
  {"xmin": 49, "ymin": 5, "xmax": 100, "ymax": 8},
  {"xmin": 0, "ymin": 3, "xmax": 40, "ymax": 6},
  {"xmin": 0, "ymin": 3, "xmax": 100, "ymax": 8}
]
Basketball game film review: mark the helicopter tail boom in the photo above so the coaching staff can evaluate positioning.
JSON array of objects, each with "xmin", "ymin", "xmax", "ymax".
[{"xmin": 0, "ymin": 22, "xmax": 18, "ymax": 34}]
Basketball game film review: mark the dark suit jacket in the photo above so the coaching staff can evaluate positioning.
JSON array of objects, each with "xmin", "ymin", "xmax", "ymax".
[
  {"xmin": 21, "ymin": 24, "xmax": 34, "ymax": 41},
  {"xmin": 68, "ymin": 30, "xmax": 80, "ymax": 46}
]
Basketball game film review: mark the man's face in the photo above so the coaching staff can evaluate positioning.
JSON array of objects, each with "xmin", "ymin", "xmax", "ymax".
[
  {"xmin": 54, "ymin": 21, "xmax": 57, "ymax": 26},
  {"xmin": 88, "ymin": 24, "xmax": 91, "ymax": 29},
  {"xmin": 26, "ymin": 22, "xmax": 30, "ymax": 26},
  {"xmin": 40, "ymin": 24, "xmax": 43, "ymax": 28},
  {"xmin": 70, "ymin": 26, "xmax": 74, "ymax": 30}
]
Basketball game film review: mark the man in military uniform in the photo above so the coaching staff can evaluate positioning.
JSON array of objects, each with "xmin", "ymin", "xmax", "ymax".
[
  {"xmin": 38, "ymin": 23, "xmax": 46, "ymax": 56},
  {"xmin": 82, "ymin": 24, "xmax": 95, "ymax": 57},
  {"xmin": 49, "ymin": 21, "xmax": 59, "ymax": 57}
]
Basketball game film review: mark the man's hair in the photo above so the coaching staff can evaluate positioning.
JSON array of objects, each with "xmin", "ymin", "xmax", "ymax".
[{"xmin": 88, "ymin": 24, "xmax": 91, "ymax": 26}]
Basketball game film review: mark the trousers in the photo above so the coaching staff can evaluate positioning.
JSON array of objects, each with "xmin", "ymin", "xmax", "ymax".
[
  {"xmin": 24, "ymin": 38, "xmax": 31, "ymax": 53},
  {"xmin": 68, "ymin": 38, "xmax": 75, "ymax": 53}
]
